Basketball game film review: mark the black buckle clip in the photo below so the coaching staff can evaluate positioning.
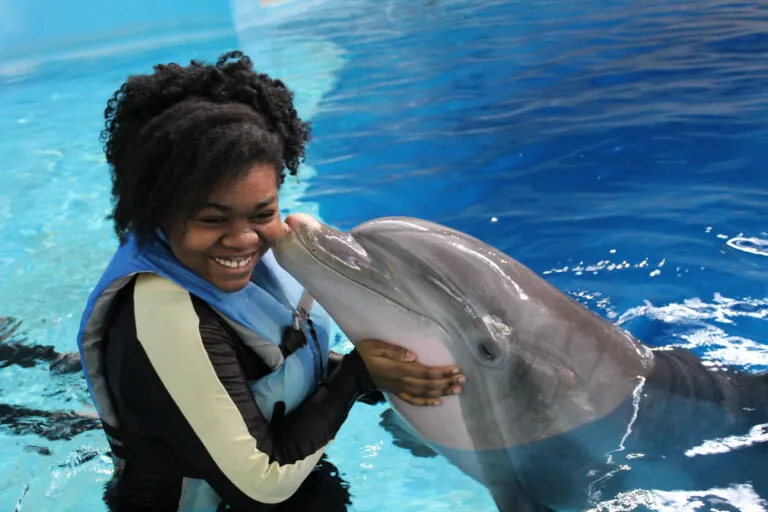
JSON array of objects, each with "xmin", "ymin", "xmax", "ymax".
[{"xmin": 280, "ymin": 310, "xmax": 308, "ymax": 357}]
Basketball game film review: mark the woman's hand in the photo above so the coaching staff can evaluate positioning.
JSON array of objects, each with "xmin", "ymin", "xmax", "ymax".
[{"xmin": 356, "ymin": 339, "xmax": 466, "ymax": 406}]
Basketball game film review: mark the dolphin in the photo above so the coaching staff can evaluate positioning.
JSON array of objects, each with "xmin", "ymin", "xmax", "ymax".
[{"xmin": 272, "ymin": 213, "xmax": 768, "ymax": 511}]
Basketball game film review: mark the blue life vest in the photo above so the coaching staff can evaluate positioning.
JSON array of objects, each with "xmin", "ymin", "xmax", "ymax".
[{"xmin": 76, "ymin": 231, "xmax": 330, "ymax": 509}]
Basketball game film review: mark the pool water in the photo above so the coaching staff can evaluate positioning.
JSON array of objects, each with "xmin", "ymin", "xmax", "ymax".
[{"xmin": 1, "ymin": 0, "xmax": 767, "ymax": 510}]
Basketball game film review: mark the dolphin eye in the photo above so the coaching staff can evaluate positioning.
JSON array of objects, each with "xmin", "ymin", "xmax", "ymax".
[
  {"xmin": 479, "ymin": 344, "xmax": 495, "ymax": 361},
  {"xmin": 476, "ymin": 340, "xmax": 502, "ymax": 365}
]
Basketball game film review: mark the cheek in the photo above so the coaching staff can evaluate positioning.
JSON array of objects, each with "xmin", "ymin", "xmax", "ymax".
[
  {"xmin": 174, "ymin": 226, "xmax": 220, "ymax": 258},
  {"xmin": 260, "ymin": 218, "xmax": 286, "ymax": 245}
]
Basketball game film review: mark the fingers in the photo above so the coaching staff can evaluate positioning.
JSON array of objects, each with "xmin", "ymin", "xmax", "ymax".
[
  {"xmin": 374, "ymin": 346, "xmax": 416, "ymax": 362},
  {"xmin": 396, "ymin": 392, "xmax": 443, "ymax": 407},
  {"xmin": 395, "ymin": 372, "xmax": 466, "ymax": 403},
  {"xmin": 404, "ymin": 382, "xmax": 463, "ymax": 399},
  {"xmin": 397, "ymin": 362, "xmax": 462, "ymax": 381},
  {"xmin": 357, "ymin": 339, "xmax": 468, "ymax": 406},
  {"xmin": 358, "ymin": 339, "xmax": 416, "ymax": 362},
  {"xmin": 402, "ymin": 375, "xmax": 464, "ymax": 393},
  {"xmin": 391, "ymin": 361, "xmax": 466, "ymax": 399},
  {"xmin": 403, "ymin": 386, "xmax": 459, "ymax": 399}
]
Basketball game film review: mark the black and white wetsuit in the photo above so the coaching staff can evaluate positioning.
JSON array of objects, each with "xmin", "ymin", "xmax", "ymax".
[{"xmin": 101, "ymin": 274, "xmax": 383, "ymax": 511}]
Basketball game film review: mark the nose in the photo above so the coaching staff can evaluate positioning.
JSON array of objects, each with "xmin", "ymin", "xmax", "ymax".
[
  {"xmin": 285, "ymin": 213, "xmax": 321, "ymax": 232},
  {"xmin": 221, "ymin": 219, "xmax": 260, "ymax": 248}
]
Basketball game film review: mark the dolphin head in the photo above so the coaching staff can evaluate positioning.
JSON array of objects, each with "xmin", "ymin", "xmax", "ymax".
[
  {"xmin": 275, "ymin": 214, "xmax": 511, "ymax": 368},
  {"xmin": 274, "ymin": 213, "xmax": 654, "ymax": 449}
]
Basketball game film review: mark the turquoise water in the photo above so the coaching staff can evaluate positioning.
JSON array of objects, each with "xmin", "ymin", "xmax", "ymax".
[{"xmin": 1, "ymin": 0, "xmax": 767, "ymax": 510}]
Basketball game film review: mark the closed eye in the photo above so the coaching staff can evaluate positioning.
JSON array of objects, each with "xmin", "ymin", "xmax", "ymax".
[
  {"xmin": 251, "ymin": 211, "xmax": 277, "ymax": 221},
  {"xmin": 198, "ymin": 216, "xmax": 228, "ymax": 225}
]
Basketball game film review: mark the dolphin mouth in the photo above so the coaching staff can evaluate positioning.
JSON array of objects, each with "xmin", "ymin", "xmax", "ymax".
[
  {"xmin": 279, "ymin": 215, "xmax": 390, "ymax": 285},
  {"xmin": 277, "ymin": 215, "xmax": 428, "ymax": 323},
  {"xmin": 289, "ymin": 221, "xmax": 365, "ymax": 267},
  {"xmin": 281, "ymin": 213, "xmax": 324, "ymax": 252},
  {"xmin": 279, "ymin": 219, "xmax": 317, "ymax": 258}
]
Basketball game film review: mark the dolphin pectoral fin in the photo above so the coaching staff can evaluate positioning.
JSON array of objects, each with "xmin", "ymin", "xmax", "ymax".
[{"xmin": 378, "ymin": 408, "xmax": 438, "ymax": 458}]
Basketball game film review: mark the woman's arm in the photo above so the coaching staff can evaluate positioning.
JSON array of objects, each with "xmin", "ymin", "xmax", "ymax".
[
  {"xmin": 328, "ymin": 350, "xmax": 386, "ymax": 405},
  {"xmin": 126, "ymin": 273, "xmax": 374, "ymax": 509}
]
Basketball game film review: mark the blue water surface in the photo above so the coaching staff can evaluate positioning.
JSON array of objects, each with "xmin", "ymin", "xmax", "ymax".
[{"xmin": 0, "ymin": 0, "xmax": 767, "ymax": 510}]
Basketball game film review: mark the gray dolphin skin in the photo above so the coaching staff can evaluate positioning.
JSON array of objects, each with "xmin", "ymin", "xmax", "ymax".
[{"xmin": 273, "ymin": 213, "xmax": 768, "ymax": 511}]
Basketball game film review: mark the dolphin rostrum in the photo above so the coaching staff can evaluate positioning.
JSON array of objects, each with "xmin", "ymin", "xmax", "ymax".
[{"xmin": 273, "ymin": 213, "xmax": 768, "ymax": 511}]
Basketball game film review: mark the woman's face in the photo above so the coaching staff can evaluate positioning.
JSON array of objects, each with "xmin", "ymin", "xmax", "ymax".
[{"xmin": 165, "ymin": 163, "xmax": 287, "ymax": 292}]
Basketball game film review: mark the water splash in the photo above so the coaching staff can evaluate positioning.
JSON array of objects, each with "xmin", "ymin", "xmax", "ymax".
[
  {"xmin": 588, "ymin": 483, "xmax": 768, "ymax": 512},
  {"xmin": 685, "ymin": 423, "xmax": 768, "ymax": 458},
  {"xmin": 727, "ymin": 236, "xmax": 768, "ymax": 257},
  {"xmin": 618, "ymin": 294, "xmax": 768, "ymax": 326},
  {"xmin": 617, "ymin": 294, "xmax": 768, "ymax": 371}
]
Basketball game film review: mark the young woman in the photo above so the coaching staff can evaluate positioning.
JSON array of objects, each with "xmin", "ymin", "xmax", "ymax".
[{"xmin": 77, "ymin": 51, "xmax": 465, "ymax": 512}]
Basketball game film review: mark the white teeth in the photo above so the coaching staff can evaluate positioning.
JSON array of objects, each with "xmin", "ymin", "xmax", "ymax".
[{"xmin": 213, "ymin": 255, "xmax": 253, "ymax": 269}]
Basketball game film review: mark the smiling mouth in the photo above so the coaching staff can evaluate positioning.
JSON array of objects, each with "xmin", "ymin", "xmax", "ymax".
[{"xmin": 212, "ymin": 254, "xmax": 256, "ymax": 269}]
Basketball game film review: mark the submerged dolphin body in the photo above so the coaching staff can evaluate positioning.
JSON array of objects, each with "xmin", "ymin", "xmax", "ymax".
[{"xmin": 273, "ymin": 214, "xmax": 768, "ymax": 511}]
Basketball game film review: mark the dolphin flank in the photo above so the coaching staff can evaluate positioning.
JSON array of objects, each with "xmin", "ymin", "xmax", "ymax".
[{"xmin": 273, "ymin": 213, "xmax": 768, "ymax": 511}]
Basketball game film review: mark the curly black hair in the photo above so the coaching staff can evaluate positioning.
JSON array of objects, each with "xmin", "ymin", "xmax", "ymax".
[{"xmin": 100, "ymin": 50, "xmax": 311, "ymax": 245}]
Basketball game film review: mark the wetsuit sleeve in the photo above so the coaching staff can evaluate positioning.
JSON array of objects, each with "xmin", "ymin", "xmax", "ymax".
[
  {"xmin": 328, "ymin": 351, "xmax": 345, "ymax": 371},
  {"xmin": 329, "ymin": 350, "xmax": 386, "ymax": 405},
  {"xmin": 131, "ymin": 273, "xmax": 375, "ymax": 509}
]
